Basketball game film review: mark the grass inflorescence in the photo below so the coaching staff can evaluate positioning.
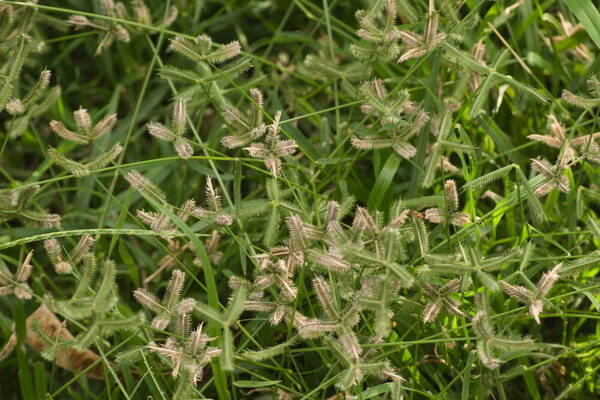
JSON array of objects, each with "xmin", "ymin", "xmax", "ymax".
[{"xmin": 1, "ymin": 0, "xmax": 600, "ymax": 399}]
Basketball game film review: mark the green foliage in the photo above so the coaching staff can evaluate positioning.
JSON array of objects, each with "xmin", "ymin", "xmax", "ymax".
[
  {"xmin": 1, "ymin": 1, "xmax": 600, "ymax": 399},
  {"xmin": 0, "ymin": 34, "xmax": 52, "ymax": 115},
  {"xmin": 46, "ymin": 256, "xmax": 142, "ymax": 352},
  {"xmin": 0, "ymin": 185, "xmax": 61, "ymax": 227}
]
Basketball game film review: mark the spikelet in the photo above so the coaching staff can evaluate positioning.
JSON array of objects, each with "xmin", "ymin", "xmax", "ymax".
[
  {"xmin": 44, "ymin": 239, "xmax": 73, "ymax": 274},
  {"xmin": 559, "ymin": 252, "xmax": 600, "ymax": 277},
  {"xmin": 128, "ymin": 0, "xmax": 177, "ymax": 31},
  {"xmin": 538, "ymin": 264, "xmax": 560, "ymax": 296},
  {"xmin": 190, "ymin": 178, "xmax": 233, "ymax": 226},
  {"xmin": 463, "ymin": 164, "xmax": 514, "ymax": 191},
  {"xmin": 49, "ymin": 120, "xmax": 88, "ymax": 144},
  {"xmin": 244, "ymin": 111, "xmax": 297, "ymax": 177},
  {"xmin": 411, "ymin": 213, "xmax": 429, "ymax": 255},
  {"xmin": 527, "ymin": 114, "xmax": 565, "ymax": 149},
  {"xmin": 1, "ymin": 35, "xmax": 54, "ymax": 115},
  {"xmin": 308, "ymin": 249, "xmax": 351, "ymax": 273},
  {"xmin": 74, "ymin": 107, "xmax": 92, "ymax": 135},
  {"xmin": 134, "ymin": 269, "xmax": 196, "ymax": 331},
  {"xmin": 242, "ymin": 338, "xmax": 296, "ymax": 362},
  {"xmin": 19, "ymin": 68, "xmax": 51, "ymax": 110},
  {"xmin": 147, "ymin": 121, "xmax": 175, "ymax": 140},
  {"xmin": 562, "ymin": 80, "xmax": 600, "ymax": 109},
  {"xmin": 48, "ymin": 144, "xmax": 122, "ymax": 177},
  {"xmin": 147, "ymin": 321, "xmax": 220, "ymax": 386},
  {"xmin": 500, "ymin": 281, "xmax": 533, "ymax": 303},
  {"xmin": 425, "ymin": 179, "xmax": 469, "ymax": 226},
  {"xmin": 395, "ymin": 0, "xmax": 454, "ymax": 63},
  {"xmin": 47, "ymin": 148, "xmax": 88, "ymax": 176},
  {"xmin": 501, "ymin": 264, "xmax": 560, "ymax": 325},
  {"xmin": 125, "ymin": 170, "xmax": 167, "ymax": 205},
  {"xmin": 350, "ymin": 0, "xmax": 402, "ymax": 62},
  {"xmin": 133, "ymin": 288, "xmax": 165, "ymax": 314},
  {"xmin": 444, "ymin": 180, "xmax": 459, "ymax": 211},
  {"xmin": 204, "ymin": 178, "xmax": 221, "ymax": 213},
  {"xmin": 286, "ymin": 214, "xmax": 318, "ymax": 246},
  {"xmin": 48, "ymin": 107, "xmax": 120, "ymax": 176},
  {"xmin": 67, "ymin": 1, "xmax": 133, "ymax": 55},
  {"xmin": 165, "ymin": 269, "xmax": 186, "ymax": 309},
  {"xmin": 312, "ymin": 276, "xmax": 340, "ymax": 321},
  {"xmin": 221, "ymin": 88, "xmax": 267, "ymax": 148},
  {"xmin": 530, "ymin": 157, "xmax": 569, "ymax": 196},
  {"xmin": 68, "ymin": 15, "xmax": 91, "ymax": 28},
  {"xmin": 169, "ymin": 34, "xmax": 241, "ymax": 65},
  {"xmin": 176, "ymin": 138, "xmax": 193, "ymax": 160},
  {"xmin": 206, "ymin": 41, "xmax": 242, "ymax": 64},
  {"xmin": 169, "ymin": 35, "xmax": 204, "ymax": 62},
  {"xmin": 93, "ymin": 113, "xmax": 118, "ymax": 139},
  {"xmin": 337, "ymin": 332, "xmax": 362, "ymax": 361},
  {"xmin": 421, "ymin": 278, "xmax": 463, "ymax": 323},
  {"xmin": 70, "ymin": 235, "xmax": 95, "ymax": 265},
  {"xmin": 86, "ymin": 143, "xmax": 123, "ymax": 170},
  {"xmin": 0, "ymin": 250, "xmax": 34, "ymax": 300},
  {"xmin": 146, "ymin": 98, "xmax": 193, "ymax": 159}
]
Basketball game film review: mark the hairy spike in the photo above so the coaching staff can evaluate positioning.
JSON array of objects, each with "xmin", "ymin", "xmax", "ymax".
[
  {"xmin": 49, "ymin": 120, "xmax": 88, "ymax": 144},
  {"xmin": 173, "ymin": 137, "xmax": 193, "ymax": 159},
  {"xmin": 171, "ymin": 98, "xmax": 187, "ymax": 137},
  {"xmin": 5, "ymin": 99, "xmax": 24, "ymax": 115},
  {"xmin": 73, "ymin": 107, "xmax": 92, "ymax": 136},
  {"xmin": 443, "ymin": 179, "xmax": 459, "ymax": 211},
  {"xmin": 134, "ymin": 288, "xmax": 166, "ymax": 314},
  {"xmin": 71, "ymin": 235, "xmax": 95, "ymax": 264},
  {"xmin": 500, "ymin": 281, "xmax": 532, "ymax": 303},
  {"xmin": 44, "ymin": 239, "xmax": 72, "ymax": 274},
  {"xmin": 47, "ymin": 148, "xmax": 89, "ymax": 177},
  {"xmin": 164, "ymin": 269, "xmax": 185, "ymax": 310},
  {"xmin": 533, "ymin": 266, "xmax": 559, "ymax": 315},
  {"xmin": 559, "ymin": 252, "xmax": 600, "ymax": 277},
  {"xmin": 22, "ymin": 68, "xmax": 51, "ymax": 109},
  {"xmin": 463, "ymin": 164, "xmax": 514, "ymax": 191},
  {"xmin": 515, "ymin": 168, "xmax": 548, "ymax": 224},
  {"xmin": 92, "ymin": 113, "xmax": 117, "ymax": 139},
  {"xmin": 204, "ymin": 177, "xmax": 222, "ymax": 212},
  {"xmin": 242, "ymin": 338, "xmax": 296, "ymax": 362},
  {"xmin": 124, "ymin": 170, "xmax": 167, "ymax": 204},
  {"xmin": 86, "ymin": 143, "xmax": 123, "ymax": 171},
  {"xmin": 93, "ymin": 259, "xmax": 116, "ymax": 306},
  {"xmin": 169, "ymin": 35, "xmax": 202, "ymax": 63},
  {"xmin": 562, "ymin": 89, "xmax": 600, "ymax": 109},
  {"xmin": 308, "ymin": 249, "xmax": 350, "ymax": 273},
  {"xmin": 312, "ymin": 276, "xmax": 340, "ymax": 321},
  {"xmin": 195, "ymin": 34, "xmax": 212, "ymax": 52},
  {"xmin": 338, "ymin": 332, "xmax": 362, "ymax": 361},
  {"xmin": 72, "ymin": 253, "xmax": 97, "ymax": 299},
  {"xmin": 494, "ymin": 74, "xmax": 548, "ymax": 103},
  {"xmin": 205, "ymin": 41, "xmax": 241, "ymax": 64},
  {"xmin": 224, "ymin": 283, "xmax": 248, "ymax": 324},
  {"xmin": 423, "ymin": 298, "xmax": 442, "ymax": 323},
  {"xmin": 147, "ymin": 121, "xmax": 175, "ymax": 141},
  {"xmin": 412, "ymin": 214, "xmax": 429, "ymax": 255}
]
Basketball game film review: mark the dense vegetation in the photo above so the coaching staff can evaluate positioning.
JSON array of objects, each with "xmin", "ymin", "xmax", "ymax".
[{"xmin": 1, "ymin": 0, "xmax": 600, "ymax": 398}]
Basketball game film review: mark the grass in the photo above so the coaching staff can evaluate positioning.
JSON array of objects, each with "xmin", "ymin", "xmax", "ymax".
[{"xmin": 0, "ymin": 0, "xmax": 600, "ymax": 399}]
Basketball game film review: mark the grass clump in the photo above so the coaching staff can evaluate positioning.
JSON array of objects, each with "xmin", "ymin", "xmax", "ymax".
[{"xmin": 1, "ymin": 0, "xmax": 600, "ymax": 399}]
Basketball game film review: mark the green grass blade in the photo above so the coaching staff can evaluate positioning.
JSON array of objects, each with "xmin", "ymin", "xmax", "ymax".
[
  {"xmin": 563, "ymin": 0, "xmax": 600, "ymax": 50},
  {"xmin": 367, "ymin": 152, "xmax": 401, "ymax": 210}
]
